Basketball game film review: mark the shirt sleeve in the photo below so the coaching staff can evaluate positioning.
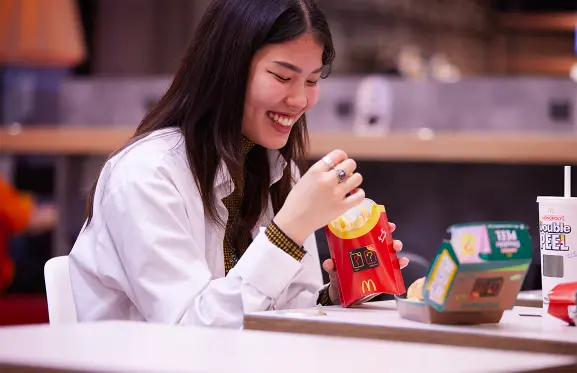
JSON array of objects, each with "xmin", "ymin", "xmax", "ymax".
[
  {"xmin": 263, "ymin": 162, "xmax": 328, "ymax": 310},
  {"xmin": 265, "ymin": 219, "xmax": 332, "ymax": 306},
  {"xmin": 101, "ymin": 163, "xmax": 305, "ymax": 328},
  {"xmin": 265, "ymin": 220, "xmax": 306, "ymax": 261},
  {"xmin": 268, "ymin": 231, "xmax": 329, "ymax": 310}
]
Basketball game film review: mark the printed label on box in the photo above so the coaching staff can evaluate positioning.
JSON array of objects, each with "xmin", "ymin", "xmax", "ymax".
[
  {"xmin": 349, "ymin": 246, "xmax": 380, "ymax": 272},
  {"xmin": 427, "ymin": 249, "xmax": 457, "ymax": 305}
]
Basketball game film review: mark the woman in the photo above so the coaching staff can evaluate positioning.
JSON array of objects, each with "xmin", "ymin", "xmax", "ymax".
[{"xmin": 69, "ymin": 0, "xmax": 408, "ymax": 328}]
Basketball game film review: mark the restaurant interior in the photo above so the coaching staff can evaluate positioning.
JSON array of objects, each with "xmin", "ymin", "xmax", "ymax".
[{"xmin": 0, "ymin": 1, "xmax": 576, "ymax": 372}]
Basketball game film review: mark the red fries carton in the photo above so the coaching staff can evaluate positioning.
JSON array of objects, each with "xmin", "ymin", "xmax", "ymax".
[
  {"xmin": 547, "ymin": 282, "xmax": 577, "ymax": 325},
  {"xmin": 324, "ymin": 198, "xmax": 406, "ymax": 307}
]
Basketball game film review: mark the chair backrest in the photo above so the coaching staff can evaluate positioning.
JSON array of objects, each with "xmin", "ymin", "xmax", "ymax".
[{"xmin": 44, "ymin": 256, "xmax": 77, "ymax": 325}]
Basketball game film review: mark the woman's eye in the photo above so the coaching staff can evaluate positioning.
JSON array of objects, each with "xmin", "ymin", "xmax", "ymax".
[
  {"xmin": 306, "ymin": 79, "xmax": 319, "ymax": 86},
  {"xmin": 268, "ymin": 71, "xmax": 290, "ymax": 82}
]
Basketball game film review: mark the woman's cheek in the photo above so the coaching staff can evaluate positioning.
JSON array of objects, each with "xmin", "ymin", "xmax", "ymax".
[
  {"xmin": 254, "ymin": 80, "xmax": 286, "ymax": 105},
  {"xmin": 306, "ymin": 86, "xmax": 320, "ymax": 110}
]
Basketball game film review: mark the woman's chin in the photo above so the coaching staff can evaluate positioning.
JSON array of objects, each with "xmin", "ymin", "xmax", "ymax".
[
  {"xmin": 260, "ymin": 138, "xmax": 290, "ymax": 150},
  {"xmin": 256, "ymin": 129, "xmax": 292, "ymax": 150}
]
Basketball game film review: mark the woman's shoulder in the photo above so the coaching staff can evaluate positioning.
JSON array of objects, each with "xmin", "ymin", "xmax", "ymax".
[{"xmin": 102, "ymin": 128, "xmax": 189, "ymax": 189}]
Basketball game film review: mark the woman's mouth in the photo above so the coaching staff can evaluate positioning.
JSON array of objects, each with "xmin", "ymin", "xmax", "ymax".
[{"xmin": 266, "ymin": 111, "xmax": 297, "ymax": 127}]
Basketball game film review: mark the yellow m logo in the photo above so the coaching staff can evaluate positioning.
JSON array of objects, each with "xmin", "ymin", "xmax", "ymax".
[
  {"xmin": 361, "ymin": 279, "xmax": 376, "ymax": 294},
  {"xmin": 548, "ymin": 208, "xmax": 554, "ymax": 214}
]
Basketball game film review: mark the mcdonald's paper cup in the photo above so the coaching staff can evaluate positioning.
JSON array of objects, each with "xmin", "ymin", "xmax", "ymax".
[{"xmin": 537, "ymin": 196, "xmax": 577, "ymax": 311}]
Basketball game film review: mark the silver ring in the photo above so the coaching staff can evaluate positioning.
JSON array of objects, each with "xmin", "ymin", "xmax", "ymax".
[
  {"xmin": 334, "ymin": 167, "xmax": 347, "ymax": 183},
  {"xmin": 322, "ymin": 156, "xmax": 334, "ymax": 168}
]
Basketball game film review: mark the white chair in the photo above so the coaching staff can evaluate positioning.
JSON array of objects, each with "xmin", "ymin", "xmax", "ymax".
[{"xmin": 44, "ymin": 256, "xmax": 77, "ymax": 325}]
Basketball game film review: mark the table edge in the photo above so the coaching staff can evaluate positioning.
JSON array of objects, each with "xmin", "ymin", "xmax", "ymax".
[{"xmin": 243, "ymin": 315, "xmax": 577, "ymax": 356}]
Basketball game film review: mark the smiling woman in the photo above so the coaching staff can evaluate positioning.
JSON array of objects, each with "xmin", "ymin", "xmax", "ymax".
[
  {"xmin": 66, "ymin": 0, "xmax": 407, "ymax": 328},
  {"xmin": 244, "ymin": 34, "xmax": 325, "ymax": 148}
]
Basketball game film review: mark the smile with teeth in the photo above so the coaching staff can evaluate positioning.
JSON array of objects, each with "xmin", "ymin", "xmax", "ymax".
[{"xmin": 267, "ymin": 111, "xmax": 297, "ymax": 127}]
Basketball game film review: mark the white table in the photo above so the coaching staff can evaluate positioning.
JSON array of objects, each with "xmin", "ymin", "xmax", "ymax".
[
  {"xmin": 0, "ymin": 321, "xmax": 574, "ymax": 373},
  {"xmin": 244, "ymin": 301, "xmax": 577, "ymax": 356}
]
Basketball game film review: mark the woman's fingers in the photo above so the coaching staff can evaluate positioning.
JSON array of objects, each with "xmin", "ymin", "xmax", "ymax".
[
  {"xmin": 399, "ymin": 257, "xmax": 410, "ymax": 269},
  {"xmin": 337, "ymin": 172, "xmax": 363, "ymax": 195},
  {"xmin": 332, "ymin": 159, "xmax": 357, "ymax": 178},
  {"xmin": 310, "ymin": 149, "xmax": 348, "ymax": 172},
  {"xmin": 343, "ymin": 187, "xmax": 365, "ymax": 210}
]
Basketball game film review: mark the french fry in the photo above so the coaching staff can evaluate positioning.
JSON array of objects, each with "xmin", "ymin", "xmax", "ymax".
[
  {"xmin": 330, "ymin": 220, "xmax": 341, "ymax": 230},
  {"xmin": 331, "ymin": 205, "xmax": 373, "ymax": 232},
  {"xmin": 351, "ymin": 214, "xmax": 366, "ymax": 229},
  {"xmin": 360, "ymin": 206, "xmax": 371, "ymax": 220},
  {"xmin": 340, "ymin": 217, "xmax": 352, "ymax": 231}
]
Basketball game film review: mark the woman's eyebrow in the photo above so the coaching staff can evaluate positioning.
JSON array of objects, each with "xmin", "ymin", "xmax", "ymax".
[{"xmin": 273, "ymin": 61, "xmax": 323, "ymax": 74}]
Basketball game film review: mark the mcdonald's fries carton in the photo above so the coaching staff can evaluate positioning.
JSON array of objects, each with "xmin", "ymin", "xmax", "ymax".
[
  {"xmin": 547, "ymin": 282, "xmax": 577, "ymax": 325},
  {"xmin": 396, "ymin": 222, "xmax": 532, "ymax": 324},
  {"xmin": 325, "ymin": 199, "xmax": 406, "ymax": 307}
]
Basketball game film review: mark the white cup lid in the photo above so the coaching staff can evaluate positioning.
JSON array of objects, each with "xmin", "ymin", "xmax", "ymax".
[{"xmin": 537, "ymin": 196, "xmax": 577, "ymax": 203}]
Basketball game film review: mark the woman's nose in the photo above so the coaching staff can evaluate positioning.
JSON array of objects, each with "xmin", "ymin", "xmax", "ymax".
[{"xmin": 285, "ymin": 86, "xmax": 308, "ymax": 110}]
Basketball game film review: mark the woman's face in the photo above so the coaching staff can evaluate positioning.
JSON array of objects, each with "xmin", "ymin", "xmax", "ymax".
[{"xmin": 242, "ymin": 33, "xmax": 323, "ymax": 150}]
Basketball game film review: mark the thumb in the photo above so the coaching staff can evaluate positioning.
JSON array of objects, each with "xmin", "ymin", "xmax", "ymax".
[
  {"xmin": 322, "ymin": 259, "xmax": 338, "ymax": 281},
  {"xmin": 322, "ymin": 258, "xmax": 334, "ymax": 272}
]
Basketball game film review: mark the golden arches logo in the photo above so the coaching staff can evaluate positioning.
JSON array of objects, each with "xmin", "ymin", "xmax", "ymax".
[
  {"xmin": 361, "ymin": 279, "xmax": 376, "ymax": 294},
  {"xmin": 548, "ymin": 208, "xmax": 554, "ymax": 214}
]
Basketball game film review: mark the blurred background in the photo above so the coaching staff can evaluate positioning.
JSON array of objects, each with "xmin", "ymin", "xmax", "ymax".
[{"xmin": 1, "ymin": 0, "xmax": 577, "ymax": 324}]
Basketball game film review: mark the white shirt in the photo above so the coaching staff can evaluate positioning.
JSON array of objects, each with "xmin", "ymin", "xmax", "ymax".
[{"xmin": 69, "ymin": 128, "xmax": 324, "ymax": 328}]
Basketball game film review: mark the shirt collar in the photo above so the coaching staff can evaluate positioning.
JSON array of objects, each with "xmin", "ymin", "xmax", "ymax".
[{"xmin": 214, "ymin": 142, "xmax": 288, "ymax": 192}]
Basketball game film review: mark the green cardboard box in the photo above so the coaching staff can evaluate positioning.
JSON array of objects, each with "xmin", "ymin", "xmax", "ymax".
[{"xmin": 396, "ymin": 222, "xmax": 533, "ymax": 324}]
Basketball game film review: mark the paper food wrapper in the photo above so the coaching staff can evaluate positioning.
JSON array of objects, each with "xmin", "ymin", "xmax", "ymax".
[
  {"xmin": 395, "ymin": 222, "xmax": 533, "ymax": 325},
  {"xmin": 324, "ymin": 199, "xmax": 406, "ymax": 307},
  {"xmin": 547, "ymin": 282, "xmax": 577, "ymax": 326}
]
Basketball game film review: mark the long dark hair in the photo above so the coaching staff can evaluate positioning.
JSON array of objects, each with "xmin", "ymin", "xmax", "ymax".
[{"xmin": 85, "ymin": 0, "xmax": 335, "ymax": 253}]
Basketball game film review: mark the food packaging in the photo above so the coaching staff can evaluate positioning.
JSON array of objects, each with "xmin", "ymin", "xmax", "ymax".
[{"xmin": 325, "ymin": 198, "xmax": 405, "ymax": 307}]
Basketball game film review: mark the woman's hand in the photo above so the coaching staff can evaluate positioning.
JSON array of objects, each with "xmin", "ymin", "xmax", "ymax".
[
  {"xmin": 274, "ymin": 149, "xmax": 364, "ymax": 246},
  {"xmin": 322, "ymin": 222, "xmax": 409, "ymax": 305}
]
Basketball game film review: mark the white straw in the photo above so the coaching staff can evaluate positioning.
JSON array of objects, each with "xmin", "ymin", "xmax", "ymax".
[{"xmin": 565, "ymin": 166, "xmax": 572, "ymax": 198}]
